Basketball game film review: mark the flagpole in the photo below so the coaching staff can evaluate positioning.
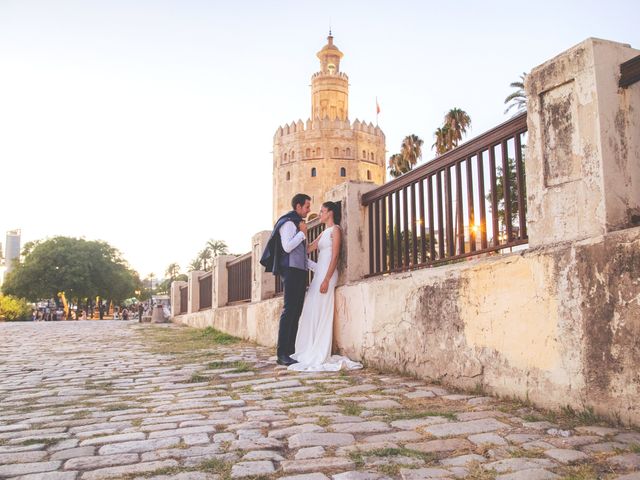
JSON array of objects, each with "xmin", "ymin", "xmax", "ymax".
[{"xmin": 376, "ymin": 96, "xmax": 379, "ymax": 126}]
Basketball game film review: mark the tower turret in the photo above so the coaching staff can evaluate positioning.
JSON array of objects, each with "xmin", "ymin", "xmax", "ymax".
[{"xmin": 311, "ymin": 34, "xmax": 349, "ymax": 121}]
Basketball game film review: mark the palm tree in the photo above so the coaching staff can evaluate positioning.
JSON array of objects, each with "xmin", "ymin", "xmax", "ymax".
[
  {"xmin": 165, "ymin": 263, "xmax": 180, "ymax": 281},
  {"xmin": 188, "ymin": 258, "xmax": 203, "ymax": 272},
  {"xmin": 206, "ymin": 239, "xmax": 229, "ymax": 257},
  {"xmin": 400, "ymin": 134, "xmax": 423, "ymax": 170},
  {"xmin": 444, "ymin": 108, "xmax": 471, "ymax": 147},
  {"xmin": 504, "ymin": 73, "xmax": 527, "ymax": 115},
  {"xmin": 433, "ymin": 126, "xmax": 452, "ymax": 155},
  {"xmin": 388, "ymin": 153, "xmax": 404, "ymax": 178},
  {"xmin": 198, "ymin": 248, "xmax": 213, "ymax": 271}
]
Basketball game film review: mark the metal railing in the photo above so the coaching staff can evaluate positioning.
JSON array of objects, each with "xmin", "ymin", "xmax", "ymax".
[
  {"xmin": 198, "ymin": 272, "xmax": 212, "ymax": 310},
  {"xmin": 227, "ymin": 253, "xmax": 252, "ymax": 303},
  {"xmin": 362, "ymin": 112, "xmax": 528, "ymax": 277},
  {"xmin": 179, "ymin": 286, "xmax": 188, "ymax": 314}
]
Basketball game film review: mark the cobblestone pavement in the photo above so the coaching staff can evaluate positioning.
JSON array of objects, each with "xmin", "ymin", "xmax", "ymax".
[{"xmin": 1, "ymin": 321, "xmax": 640, "ymax": 480}]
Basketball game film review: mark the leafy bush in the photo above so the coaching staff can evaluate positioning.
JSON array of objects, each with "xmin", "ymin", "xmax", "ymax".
[{"xmin": 0, "ymin": 295, "xmax": 32, "ymax": 321}]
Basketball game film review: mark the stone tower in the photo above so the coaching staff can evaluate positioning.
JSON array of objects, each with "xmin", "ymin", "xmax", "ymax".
[{"xmin": 273, "ymin": 34, "xmax": 386, "ymax": 221}]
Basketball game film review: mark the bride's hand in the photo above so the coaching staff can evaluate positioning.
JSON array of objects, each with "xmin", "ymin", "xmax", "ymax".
[{"xmin": 320, "ymin": 279, "xmax": 329, "ymax": 294}]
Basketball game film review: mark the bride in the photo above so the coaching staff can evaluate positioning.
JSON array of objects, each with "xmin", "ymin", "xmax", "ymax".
[{"xmin": 288, "ymin": 201, "xmax": 362, "ymax": 372}]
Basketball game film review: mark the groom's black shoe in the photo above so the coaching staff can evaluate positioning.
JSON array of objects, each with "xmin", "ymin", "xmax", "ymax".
[{"xmin": 276, "ymin": 355, "xmax": 297, "ymax": 366}]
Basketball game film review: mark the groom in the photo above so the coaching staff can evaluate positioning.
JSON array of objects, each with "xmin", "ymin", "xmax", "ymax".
[{"xmin": 260, "ymin": 193, "xmax": 311, "ymax": 366}]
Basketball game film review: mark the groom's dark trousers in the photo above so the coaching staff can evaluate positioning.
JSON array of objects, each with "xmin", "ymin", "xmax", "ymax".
[{"xmin": 277, "ymin": 267, "xmax": 307, "ymax": 357}]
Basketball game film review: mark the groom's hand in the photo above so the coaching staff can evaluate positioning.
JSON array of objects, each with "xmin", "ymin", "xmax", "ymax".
[{"xmin": 298, "ymin": 221, "xmax": 308, "ymax": 236}]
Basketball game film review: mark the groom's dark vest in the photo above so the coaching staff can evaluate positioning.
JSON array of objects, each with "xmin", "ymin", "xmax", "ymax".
[{"xmin": 260, "ymin": 211, "xmax": 308, "ymax": 275}]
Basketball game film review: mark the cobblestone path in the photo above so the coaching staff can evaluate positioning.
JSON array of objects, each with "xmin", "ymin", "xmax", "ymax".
[{"xmin": 1, "ymin": 321, "xmax": 639, "ymax": 480}]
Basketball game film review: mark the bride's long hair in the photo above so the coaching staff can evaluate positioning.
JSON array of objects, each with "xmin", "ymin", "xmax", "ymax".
[{"xmin": 322, "ymin": 201, "xmax": 341, "ymax": 225}]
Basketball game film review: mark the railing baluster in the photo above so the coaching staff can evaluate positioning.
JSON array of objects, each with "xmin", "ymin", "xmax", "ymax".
[
  {"xmin": 427, "ymin": 176, "xmax": 436, "ymax": 262},
  {"xmin": 466, "ymin": 156, "xmax": 476, "ymax": 252},
  {"xmin": 477, "ymin": 150, "xmax": 488, "ymax": 249},
  {"xmin": 403, "ymin": 186, "xmax": 410, "ymax": 267},
  {"xmin": 445, "ymin": 167, "xmax": 455, "ymax": 257},
  {"xmin": 388, "ymin": 194, "xmax": 395, "ymax": 271},
  {"xmin": 436, "ymin": 171, "xmax": 445, "ymax": 260},
  {"xmin": 381, "ymin": 196, "xmax": 387, "ymax": 271},
  {"xmin": 418, "ymin": 179, "xmax": 427, "ymax": 263},
  {"xmin": 374, "ymin": 199, "xmax": 381, "ymax": 273},
  {"xmin": 395, "ymin": 190, "xmax": 402, "ymax": 269},
  {"xmin": 368, "ymin": 203, "xmax": 374, "ymax": 275},
  {"xmin": 455, "ymin": 161, "xmax": 464, "ymax": 255},
  {"xmin": 501, "ymin": 139, "xmax": 513, "ymax": 242},
  {"xmin": 514, "ymin": 132, "xmax": 527, "ymax": 239},
  {"xmin": 489, "ymin": 145, "xmax": 499, "ymax": 246}
]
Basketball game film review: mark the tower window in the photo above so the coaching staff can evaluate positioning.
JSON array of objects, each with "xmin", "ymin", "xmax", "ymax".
[
  {"xmin": 291, "ymin": 150, "xmax": 295, "ymax": 159},
  {"xmin": 333, "ymin": 147, "xmax": 339, "ymax": 156},
  {"xmin": 286, "ymin": 171, "xmax": 291, "ymax": 181},
  {"xmin": 317, "ymin": 147, "xmax": 321, "ymax": 156},
  {"xmin": 340, "ymin": 167, "xmax": 346, "ymax": 177},
  {"xmin": 362, "ymin": 150, "xmax": 366, "ymax": 159},
  {"xmin": 311, "ymin": 167, "xmax": 317, "ymax": 177},
  {"xmin": 306, "ymin": 148, "xmax": 311, "ymax": 157},
  {"xmin": 346, "ymin": 148, "xmax": 351, "ymax": 157},
  {"xmin": 284, "ymin": 153, "xmax": 288, "ymax": 162},
  {"xmin": 367, "ymin": 170, "xmax": 371, "ymax": 180},
  {"xmin": 370, "ymin": 152, "xmax": 375, "ymax": 161}
]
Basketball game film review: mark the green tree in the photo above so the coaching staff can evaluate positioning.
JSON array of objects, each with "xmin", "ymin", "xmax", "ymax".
[
  {"xmin": 206, "ymin": 239, "xmax": 229, "ymax": 257},
  {"xmin": 388, "ymin": 153, "xmax": 405, "ymax": 178},
  {"xmin": 165, "ymin": 262, "xmax": 180, "ymax": 281},
  {"xmin": 433, "ymin": 109, "xmax": 472, "ymax": 156},
  {"xmin": 388, "ymin": 135, "xmax": 424, "ymax": 178},
  {"xmin": 0, "ymin": 295, "xmax": 31, "ymax": 321},
  {"xmin": 1, "ymin": 237, "xmax": 141, "ymax": 306},
  {"xmin": 486, "ymin": 156, "xmax": 524, "ymax": 234},
  {"xmin": 188, "ymin": 258, "xmax": 203, "ymax": 272},
  {"xmin": 198, "ymin": 248, "xmax": 213, "ymax": 272},
  {"xmin": 504, "ymin": 73, "xmax": 527, "ymax": 115}
]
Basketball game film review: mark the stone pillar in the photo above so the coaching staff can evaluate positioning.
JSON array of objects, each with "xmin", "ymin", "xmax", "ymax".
[
  {"xmin": 324, "ymin": 181, "xmax": 378, "ymax": 285},
  {"xmin": 251, "ymin": 231, "xmax": 275, "ymax": 302},
  {"xmin": 213, "ymin": 255, "xmax": 236, "ymax": 308},
  {"xmin": 170, "ymin": 280, "xmax": 187, "ymax": 317},
  {"xmin": 525, "ymin": 38, "xmax": 640, "ymax": 247},
  {"xmin": 187, "ymin": 271, "xmax": 204, "ymax": 313}
]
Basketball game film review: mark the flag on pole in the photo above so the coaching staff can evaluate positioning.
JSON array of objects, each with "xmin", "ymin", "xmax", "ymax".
[{"xmin": 376, "ymin": 97, "xmax": 380, "ymax": 115}]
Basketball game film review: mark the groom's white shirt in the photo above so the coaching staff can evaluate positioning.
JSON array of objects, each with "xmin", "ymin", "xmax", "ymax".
[
  {"xmin": 279, "ymin": 221, "xmax": 316, "ymax": 272},
  {"xmin": 279, "ymin": 221, "xmax": 305, "ymax": 253}
]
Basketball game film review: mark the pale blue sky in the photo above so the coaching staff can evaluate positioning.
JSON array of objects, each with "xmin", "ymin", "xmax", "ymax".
[{"xmin": 1, "ymin": 0, "xmax": 638, "ymax": 278}]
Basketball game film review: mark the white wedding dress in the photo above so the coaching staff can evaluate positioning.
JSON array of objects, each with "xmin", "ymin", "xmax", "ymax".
[{"xmin": 288, "ymin": 226, "xmax": 363, "ymax": 372}]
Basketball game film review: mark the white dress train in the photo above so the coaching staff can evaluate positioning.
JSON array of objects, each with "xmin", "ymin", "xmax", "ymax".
[{"xmin": 288, "ymin": 226, "xmax": 363, "ymax": 372}]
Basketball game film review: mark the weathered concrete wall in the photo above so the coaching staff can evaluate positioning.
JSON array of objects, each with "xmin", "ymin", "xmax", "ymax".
[
  {"xmin": 333, "ymin": 225, "xmax": 640, "ymax": 425},
  {"xmin": 174, "ymin": 297, "xmax": 281, "ymax": 348}
]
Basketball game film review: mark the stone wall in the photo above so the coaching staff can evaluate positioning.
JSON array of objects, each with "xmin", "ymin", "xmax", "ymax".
[{"xmin": 333, "ymin": 226, "xmax": 640, "ymax": 425}]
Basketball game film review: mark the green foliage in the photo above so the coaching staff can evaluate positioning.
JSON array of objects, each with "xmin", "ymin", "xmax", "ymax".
[
  {"xmin": 1, "ymin": 236, "xmax": 141, "ymax": 304},
  {"xmin": 504, "ymin": 73, "xmax": 527, "ymax": 115},
  {"xmin": 388, "ymin": 134, "xmax": 423, "ymax": 178},
  {"xmin": 433, "ymin": 108, "xmax": 471, "ymax": 155},
  {"xmin": 486, "ymin": 156, "xmax": 526, "ymax": 232},
  {"xmin": 0, "ymin": 294, "xmax": 31, "ymax": 321}
]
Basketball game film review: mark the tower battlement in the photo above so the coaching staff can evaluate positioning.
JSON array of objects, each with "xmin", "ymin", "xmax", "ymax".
[{"xmin": 274, "ymin": 118, "xmax": 384, "ymax": 139}]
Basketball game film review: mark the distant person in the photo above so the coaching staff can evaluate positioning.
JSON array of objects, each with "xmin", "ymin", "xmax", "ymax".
[{"xmin": 122, "ymin": 308, "xmax": 129, "ymax": 321}]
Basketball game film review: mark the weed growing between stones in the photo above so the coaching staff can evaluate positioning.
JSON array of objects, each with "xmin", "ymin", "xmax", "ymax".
[
  {"xmin": 18, "ymin": 437, "xmax": 59, "ymax": 447},
  {"xmin": 382, "ymin": 409, "xmax": 457, "ymax": 422},
  {"xmin": 463, "ymin": 463, "xmax": 497, "ymax": 480},
  {"xmin": 630, "ymin": 443, "xmax": 640, "ymax": 454},
  {"xmin": 508, "ymin": 447, "xmax": 545, "ymax": 459},
  {"xmin": 207, "ymin": 360, "xmax": 254, "ymax": 373},
  {"xmin": 340, "ymin": 401, "xmax": 363, "ymax": 416},
  {"xmin": 102, "ymin": 403, "xmax": 135, "ymax": 411},
  {"xmin": 317, "ymin": 416, "xmax": 331, "ymax": 427},
  {"xmin": 558, "ymin": 464, "xmax": 600, "ymax": 480}
]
